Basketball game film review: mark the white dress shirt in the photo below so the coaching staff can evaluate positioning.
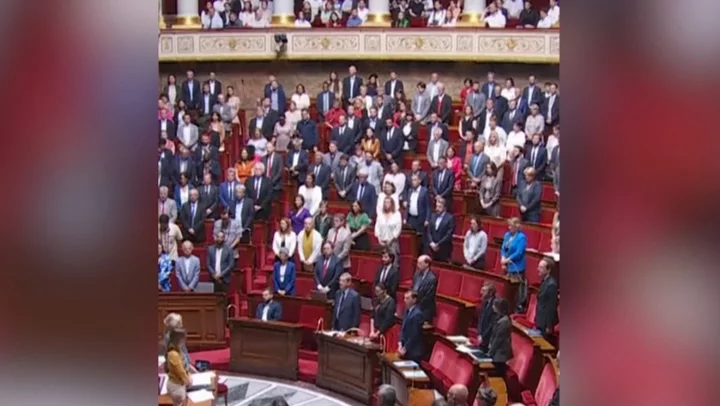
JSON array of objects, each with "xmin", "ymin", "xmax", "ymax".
[
  {"xmin": 298, "ymin": 185, "xmax": 323, "ymax": 215},
  {"xmin": 383, "ymin": 173, "xmax": 406, "ymax": 198},
  {"xmin": 427, "ymin": 9, "xmax": 446, "ymax": 26},
  {"xmin": 408, "ymin": 187, "xmax": 420, "ymax": 216},
  {"xmin": 504, "ymin": 0, "xmax": 523, "ymax": 18},
  {"xmin": 179, "ymin": 187, "xmax": 190, "ymax": 206},
  {"xmin": 537, "ymin": 15, "xmax": 553, "ymax": 28},
  {"xmin": 546, "ymin": 136, "xmax": 559, "ymax": 159},
  {"xmin": 433, "ymin": 142, "xmax": 441, "ymax": 163},
  {"xmin": 214, "ymin": 247, "xmax": 223, "ymax": 275},
  {"xmin": 483, "ymin": 126, "xmax": 508, "ymax": 146},
  {"xmin": 358, "ymin": 6, "xmax": 369, "ymax": 21},
  {"xmin": 278, "ymin": 264, "xmax": 287, "ymax": 283},
  {"xmin": 376, "ymin": 192, "xmax": 400, "ymax": 218},
  {"xmin": 506, "ymin": 130, "xmax": 527, "ymax": 150},
  {"xmin": 485, "ymin": 11, "xmax": 507, "ymax": 28},
  {"xmin": 262, "ymin": 304, "xmax": 270, "ymax": 321},
  {"xmin": 272, "ymin": 231, "xmax": 298, "ymax": 257},
  {"xmin": 548, "ymin": 5, "xmax": 560, "ymax": 25},
  {"xmin": 374, "ymin": 211, "xmax": 402, "ymax": 243}
]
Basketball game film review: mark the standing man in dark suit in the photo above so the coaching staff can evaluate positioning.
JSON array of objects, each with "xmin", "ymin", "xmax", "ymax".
[
  {"xmin": 248, "ymin": 106, "xmax": 275, "ymax": 140},
  {"xmin": 375, "ymin": 95, "xmax": 394, "ymax": 123},
  {"xmin": 426, "ymin": 113, "xmax": 449, "ymax": 142},
  {"xmin": 508, "ymin": 145, "xmax": 529, "ymax": 196},
  {"xmin": 487, "ymin": 298, "xmax": 513, "ymax": 377},
  {"xmin": 198, "ymin": 173, "xmax": 220, "ymax": 220},
  {"xmin": 342, "ymin": 65, "xmax": 363, "ymax": 108},
  {"xmin": 348, "ymin": 170, "xmax": 378, "ymax": 211},
  {"xmin": 403, "ymin": 173, "xmax": 431, "ymax": 256},
  {"xmin": 333, "ymin": 154, "xmax": 356, "ymax": 200},
  {"xmin": 427, "ymin": 198, "xmax": 455, "ymax": 263},
  {"xmin": 541, "ymin": 83, "xmax": 560, "ymax": 129},
  {"xmin": 491, "ymin": 85, "xmax": 508, "ymax": 122},
  {"xmin": 384, "ymin": 71, "xmax": 404, "ymax": 99},
  {"xmin": 316, "ymin": 81, "xmax": 336, "ymax": 120},
  {"xmin": 308, "ymin": 151, "xmax": 332, "ymax": 199},
  {"xmin": 255, "ymin": 288, "xmax": 282, "ymax": 321},
  {"xmin": 263, "ymin": 143, "xmax": 284, "ymax": 199},
  {"xmin": 198, "ymin": 83, "xmax": 217, "ymax": 128},
  {"xmin": 480, "ymin": 71, "xmax": 498, "ymax": 99},
  {"xmin": 428, "ymin": 83, "xmax": 452, "ymax": 124},
  {"xmin": 206, "ymin": 231, "xmax": 234, "ymax": 294},
  {"xmin": 158, "ymin": 140, "xmax": 175, "ymax": 188},
  {"xmin": 159, "ymin": 108, "xmax": 176, "ymax": 140},
  {"xmin": 297, "ymin": 109, "xmax": 319, "ymax": 151},
  {"xmin": 431, "ymin": 157, "xmax": 454, "ymax": 210},
  {"xmin": 314, "ymin": 242, "xmax": 342, "ymax": 299},
  {"xmin": 219, "ymin": 168, "xmax": 239, "ymax": 210},
  {"xmin": 285, "ymin": 140, "xmax": 309, "ymax": 186},
  {"xmin": 399, "ymin": 290, "xmax": 426, "ymax": 362},
  {"xmin": 205, "ymin": 72, "xmax": 222, "ymax": 98},
  {"xmin": 476, "ymin": 282, "xmax": 497, "ymax": 352},
  {"xmin": 501, "ymin": 99, "xmax": 525, "ymax": 134},
  {"xmin": 411, "ymin": 255, "xmax": 438, "ymax": 323},
  {"xmin": 179, "ymin": 189, "xmax": 206, "ymax": 243},
  {"xmin": 333, "ymin": 273, "xmax": 361, "ymax": 331},
  {"xmin": 525, "ymin": 134, "xmax": 547, "ymax": 179},
  {"xmin": 534, "ymin": 257, "xmax": 559, "ymax": 338},
  {"xmin": 374, "ymin": 250, "xmax": 399, "ymax": 300},
  {"xmin": 174, "ymin": 146, "xmax": 198, "ymax": 185},
  {"xmin": 194, "ymin": 133, "xmax": 220, "ymax": 169},
  {"xmin": 229, "ymin": 185, "xmax": 254, "ymax": 243},
  {"xmin": 405, "ymin": 160, "xmax": 428, "ymax": 190},
  {"xmin": 244, "ymin": 163, "xmax": 273, "ymax": 221},
  {"xmin": 331, "ymin": 115, "xmax": 354, "ymax": 156},
  {"xmin": 182, "ymin": 69, "xmax": 201, "ymax": 110},
  {"xmin": 521, "ymin": 74, "xmax": 544, "ymax": 110},
  {"xmin": 379, "ymin": 117, "xmax": 403, "ymax": 166},
  {"xmin": 264, "ymin": 79, "xmax": 286, "ymax": 113},
  {"xmin": 516, "ymin": 167, "xmax": 542, "ymax": 223}
]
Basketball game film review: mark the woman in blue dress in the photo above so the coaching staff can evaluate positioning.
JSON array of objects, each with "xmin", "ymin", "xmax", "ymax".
[{"xmin": 158, "ymin": 243, "xmax": 173, "ymax": 292}]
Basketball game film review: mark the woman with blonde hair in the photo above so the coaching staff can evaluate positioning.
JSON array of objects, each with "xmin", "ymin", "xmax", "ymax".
[
  {"xmin": 374, "ymin": 196, "xmax": 402, "ymax": 262},
  {"xmin": 165, "ymin": 328, "xmax": 192, "ymax": 406},
  {"xmin": 272, "ymin": 217, "xmax": 298, "ymax": 260},
  {"xmin": 162, "ymin": 313, "xmax": 197, "ymax": 373},
  {"xmin": 484, "ymin": 131, "xmax": 507, "ymax": 169}
]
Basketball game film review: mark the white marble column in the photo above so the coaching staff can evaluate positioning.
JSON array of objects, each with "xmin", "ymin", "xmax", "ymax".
[
  {"xmin": 271, "ymin": 0, "xmax": 295, "ymax": 26},
  {"xmin": 176, "ymin": 0, "xmax": 201, "ymax": 27},
  {"xmin": 460, "ymin": 0, "xmax": 486, "ymax": 25},
  {"xmin": 366, "ymin": 0, "xmax": 391, "ymax": 26}
]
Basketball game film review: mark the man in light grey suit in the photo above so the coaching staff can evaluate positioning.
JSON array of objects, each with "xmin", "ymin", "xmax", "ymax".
[
  {"xmin": 158, "ymin": 186, "xmax": 178, "ymax": 224},
  {"xmin": 206, "ymin": 232, "xmax": 234, "ymax": 295},
  {"xmin": 465, "ymin": 82, "xmax": 486, "ymax": 119},
  {"xmin": 326, "ymin": 214, "xmax": 353, "ymax": 272},
  {"xmin": 212, "ymin": 94, "xmax": 233, "ymax": 132},
  {"xmin": 333, "ymin": 155, "xmax": 356, "ymax": 200},
  {"xmin": 426, "ymin": 127, "xmax": 449, "ymax": 169},
  {"xmin": 323, "ymin": 142, "xmax": 343, "ymax": 172},
  {"xmin": 176, "ymin": 114, "xmax": 199, "ymax": 151},
  {"xmin": 411, "ymin": 82, "xmax": 432, "ymax": 124},
  {"xmin": 467, "ymin": 140, "xmax": 490, "ymax": 187},
  {"xmin": 175, "ymin": 241, "xmax": 200, "ymax": 292}
]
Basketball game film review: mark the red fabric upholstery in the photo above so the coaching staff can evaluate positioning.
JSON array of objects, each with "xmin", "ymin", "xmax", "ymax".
[
  {"xmin": 395, "ymin": 291, "xmax": 406, "ymax": 315},
  {"xmin": 534, "ymin": 361, "xmax": 559, "ymax": 406},
  {"xmin": 506, "ymin": 331, "xmax": 541, "ymax": 399},
  {"xmin": 359, "ymin": 312, "xmax": 372, "ymax": 336},
  {"xmin": 512, "ymin": 294, "xmax": 538, "ymax": 329},
  {"xmin": 295, "ymin": 275, "xmax": 315, "ymax": 298},
  {"xmin": 189, "ymin": 347, "xmax": 230, "ymax": 371},
  {"xmin": 540, "ymin": 208, "xmax": 554, "ymax": 225},
  {"xmin": 434, "ymin": 300, "xmax": 460, "ymax": 335},
  {"xmin": 541, "ymin": 183, "xmax": 556, "ymax": 203},
  {"xmin": 458, "ymin": 273, "xmax": 484, "ymax": 303},
  {"xmin": 383, "ymin": 324, "xmax": 400, "ymax": 352},
  {"xmin": 538, "ymin": 231, "xmax": 553, "ymax": 252},
  {"xmin": 398, "ymin": 255, "xmax": 415, "ymax": 282},
  {"xmin": 298, "ymin": 358, "xmax": 318, "ymax": 383},
  {"xmin": 437, "ymin": 269, "xmax": 462, "ymax": 297},
  {"xmin": 524, "ymin": 229, "xmax": 540, "ymax": 251},
  {"xmin": 525, "ymin": 255, "xmax": 541, "ymax": 287},
  {"xmin": 485, "ymin": 245, "xmax": 500, "ymax": 273}
]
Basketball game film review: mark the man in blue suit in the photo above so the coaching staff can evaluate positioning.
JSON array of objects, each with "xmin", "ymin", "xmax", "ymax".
[
  {"xmin": 516, "ymin": 168, "xmax": 543, "ymax": 223},
  {"xmin": 403, "ymin": 174, "xmax": 431, "ymax": 256},
  {"xmin": 308, "ymin": 151, "xmax": 332, "ymax": 199},
  {"xmin": 332, "ymin": 273, "xmax": 361, "ymax": 331},
  {"xmin": 297, "ymin": 109, "xmax": 319, "ymax": 151},
  {"xmin": 255, "ymin": 288, "xmax": 282, "ymax": 321},
  {"xmin": 399, "ymin": 290, "xmax": 426, "ymax": 362},
  {"xmin": 525, "ymin": 134, "xmax": 547, "ymax": 180},
  {"xmin": 348, "ymin": 170, "xmax": 377, "ymax": 213},
  {"xmin": 316, "ymin": 81, "xmax": 335, "ymax": 120},
  {"xmin": 411, "ymin": 255, "xmax": 437, "ymax": 323},
  {"xmin": 379, "ymin": 117, "xmax": 404, "ymax": 167},
  {"xmin": 431, "ymin": 158, "xmax": 455, "ymax": 212},
  {"xmin": 175, "ymin": 241, "xmax": 200, "ymax": 292},
  {"xmin": 427, "ymin": 198, "xmax": 456, "ymax": 263},
  {"xmin": 314, "ymin": 242, "xmax": 342, "ymax": 299},
  {"xmin": 219, "ymin": 168, "xmax": 239, "ymax": 210},
  {"xmin": 229, "ymin": 185, "xmax": 254, "ymax": 243},
  {"xmin": 206, "ymin": 232, "xmax": 234, "ymax": 294},
  {"xmin": 264, "ymin": 79, "xmax": 286, "ymax": 113},
  {"xmin": 285, "ymin": 140, "xmax": 309, "ymax": 186}
]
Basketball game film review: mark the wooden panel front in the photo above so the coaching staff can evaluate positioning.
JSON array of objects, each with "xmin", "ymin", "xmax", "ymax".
[
  {"xmin": 316, "ymin": 334, "xmax": 379, "ymax": 403},
  {"xmin": 158, "ymin": 293, "xmax": 226, "ymax": 351},
  {"xmin": 228, "ymin": 318, "xmax": 302, "ymax": 381}
]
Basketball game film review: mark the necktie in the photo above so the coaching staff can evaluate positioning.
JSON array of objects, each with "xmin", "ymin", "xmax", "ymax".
[
  {"xmin": 267, "ymin": 155, "xmax": 272, "ymax": 177},
  {"xmin": 161, "ymin": 201, "xmax": 166, "ymax": 214},
  {"xmin": 205, "ymin": 185, "xmax": 210, "ymax": 195},
  {"xmin": 191, "ymin": 203, "xmax": 196, "ymax": 221},
  {"xmin": 332, "ymin": 230, "xmax": 338, "ymax": 246},
  {"xmin": 336, "ymin": 290, "xmax": 345, "ymax": 317},
  {"xmin": 358, "ymin": 185, "xmax": 364, "ymax": 200},
  {"xmin": 381, "ymin": 266, "xmax": 389, "ymax": 282},
  {"xmin": 472, "ymin": 155, "xmax": 479, "ymax": 174},
  {"xmin": 322, "ymin": 259, "xmax": 329, "ymax": 279},
  {"xmin": 255, "ymin": 178, "xmax": 261, "ymax": 199},
  {"xmin": 342, "ymin": 168, "xmax": 347, "ymax": 184},
  {"xmin": 315, "ymin": 166, "xmax": 320, "ymax": 176},
  {"xmin": 437, "ymin": 95, "xmax": 442, "ymax": 115},
  {"xmin": 324, "ymin": 93, "xmax": 328, "ymax": 111},
  {"xmin": 532, "ymin": 148, "xmax": 537, "ymax": 166},
  {"xmin": 439, "ymin": 170, "xmax": 444, "ymax": 184},
  {"xmin": 513, "ymin": 161, "xmax": 519, "ymax": 186}
]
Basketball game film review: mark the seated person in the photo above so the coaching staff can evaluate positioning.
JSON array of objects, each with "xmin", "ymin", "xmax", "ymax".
[
  {"xmin": 272, "ymin": 248, "xmax": 297, "ymax": 296},
  {"xmin": 255, "ymin": 288, "xmax": 283, "ymax": 321}
]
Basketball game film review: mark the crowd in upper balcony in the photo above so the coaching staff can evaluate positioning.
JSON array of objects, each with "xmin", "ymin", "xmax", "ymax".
[{"xmin": 194, "ymin": 0, "xmax": 559, "ymax": 29}]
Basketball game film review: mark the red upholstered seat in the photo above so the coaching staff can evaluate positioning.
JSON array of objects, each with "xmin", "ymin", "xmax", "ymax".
[
  {"xmin": 398, "ymin": 255, "xmax": 415, "ymax": 283},
  {"xmin": 538, "ymin": 231, "xmax": 552, "ymax": 253},
  {"xmin": 506, "ymin": 331, "xmax": 542, "ymax": 400},
  {"xmin": 359, "ymin": 312, "xmax": 372, "ymax": 336},
  {"xmin": 485, "ymin": 246, "xmax": 500, "ymax": 273},
  {"xmin": 451, "ymin": 238, "xmax": 465, "ymax": 264},
  {"xmin": 541, "ymin": 183, "xmax": 556, "ymax": 203},
  {"xmin": 298, "ymin": 358, "xmax": 318, "ymax": 383},
  {"xmin": 356, "ymin": 255, "xmax": 382, "ymax": 282},
  {"xmin": 295, "ymin": 276, "xmax": 315, "ymax": 298},
  {"xmin": 298, "ymin": 349, "xmax": 318, "ymax": 361},
  {"xmin": 395, "ymin": 290, "xmax": 406, "ymax": 315},
  {"xmin": 189, "ymin": 347, "xmax": 230, "ymax": 371},
  {"xmin": 458, "ymin": 273, "xmax": 484, "ymax": 303},
  {"xmin": 540, "ymin": 208, "xmax": 554, "ymax": 225},
  {"xmin": 216, "ymin": 383, "xmax": 229, "ymax": 405},
  {"xmin": 434, "ymin": 300, "xmax": 460, "ymax": 335},
  {"xmin": 525, "ymin": 255, "xmax": 541, "ymax": 287},
  {"xmin": 422, "ymin": 340, "xmax": 459, "ymax": 393},
  {"xmin": 437, "ymin": 269, "xmax": 462, "ymax": 297},
  {"xmin": 512, "ymin": 294, "xmax": 538, "ymax": 329},
  {"xmin": 383, "ymin": 324, "xmax": 400, "ymax": 352},
  {"xmin": 520, "ymin": 358, "xmax": 558, "ymax": 406},
  {"xmin": 524, "ymin": 229, "xmax": 540, "ymax": 251}
]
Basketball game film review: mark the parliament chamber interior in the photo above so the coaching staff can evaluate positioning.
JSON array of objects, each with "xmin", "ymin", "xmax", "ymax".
[{"xmin": 157, "ymin": 1, "xmax": 560, "ymax": 405}]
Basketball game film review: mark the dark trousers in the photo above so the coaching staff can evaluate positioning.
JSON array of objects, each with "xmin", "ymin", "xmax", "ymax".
[
  {"xmin": 213, "ymin": 279, "xmax": 229, "ymax": 308},
  {"xmin": 521, "ymin": 211, "xmax": 541, "ymax": 223},
  {"xmin": 471, "ymin": 255, "xmax": 486, "ymax": 270},
  {"xmin": 406, "ymin": 214, "xmax": 426, "ymax": 257},
  {"xmin": 239, "ymin": 230, "xmax": 251, "ymax": 244}
]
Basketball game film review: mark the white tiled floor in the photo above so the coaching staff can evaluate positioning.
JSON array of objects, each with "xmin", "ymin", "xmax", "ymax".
[{"xmin": 218, "ymin": 376, "xmax": 355, "ymax": 406}]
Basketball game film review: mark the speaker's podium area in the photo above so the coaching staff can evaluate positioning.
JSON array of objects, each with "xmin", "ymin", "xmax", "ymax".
[{"xmin": 157, "ymin": 6, "xmax": 560, "ymax": 404}]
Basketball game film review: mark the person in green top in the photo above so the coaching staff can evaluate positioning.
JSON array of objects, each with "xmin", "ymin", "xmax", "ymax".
[
  {"xmin": 314, "ymin": 200, "xmax": 333, "ymax": 239},
  {"xmin": 393, "ymin": 11, "xmax": 410, "ymax": 27},
  {"xmin": 347, "ymin": 200, "xmax": 371, "ymax": 250}
]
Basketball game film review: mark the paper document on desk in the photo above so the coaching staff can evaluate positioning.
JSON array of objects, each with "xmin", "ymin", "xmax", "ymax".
[
  {"xmin": 158, "ymin": 374, "xmax": 168, "ymax": 395},
  {"xmin": 191, "ymin": 371, "xmax": 215, "ymax": 386},
  {"xmin": 402, "ymin": 370, "xmax": 427, "ymax": 379},
  {"xmin": 446, "ymin": 336, "xmax": 469, "ymax": 345},
  {"xmin": 544, "ymin": 252, "xmax": 560, "ymax": 262},
  {"xmin": 456, "ymin": 344, "xmax": 474, "ymax": 353},
  {"xmin": 187, "ymin": 389, "xmax": 215, "ymax": 402},
  {"xmin": 393, "ymin": 360, "xmax": 419, "ymax": 368},
  {"xmin": 320, "ymin": 330, "xmax": 341, "ymax": 336},
  {"xmin": 526, "ymin": 328, "xmax": 543, "ymax": 337}
]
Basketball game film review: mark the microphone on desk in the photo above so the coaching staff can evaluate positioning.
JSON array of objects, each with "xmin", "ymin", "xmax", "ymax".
[{"xmin": 316, "ymin": 317, "xmax": 324, "ymax": 332}]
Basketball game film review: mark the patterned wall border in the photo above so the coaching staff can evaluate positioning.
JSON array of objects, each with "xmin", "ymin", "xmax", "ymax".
[{"xmin": 158, "ymin": 29, "xmax": 559, "ymax": 63}]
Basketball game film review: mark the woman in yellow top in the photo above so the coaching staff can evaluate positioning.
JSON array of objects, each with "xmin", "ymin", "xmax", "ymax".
[
  {"xmin": 165, "ymin": 328, "xmax": 192, "ymax": 406},
  {"xmin": 234, "ymin": 147, "xmax": 255, "ymax": 184},
  {"xmin": 360, "ymin": 128, "xmax": 380, "ymax": 159}
]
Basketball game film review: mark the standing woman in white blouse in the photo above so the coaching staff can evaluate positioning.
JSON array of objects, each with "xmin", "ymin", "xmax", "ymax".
[
  {"xmin": 427, "ymin": 1, "xmax": 446, "ymax": 26},
  {"xmin": 291, "ymin": 84, "xmax": 311, "ymax": 111},
  {"xmin": 484, "ymin": 132, "xmax": 507, "ymax": 169},
  {"xmin": 383, "ymin": 162, "xmax": 406, "ymax": 201},
  {"xmin": 376, "ymin": 182, "xmax": 400, "ymax": 218},
  {"xmin": 272, "ymin": 217, "xmax": 297, "ymax": 261},
  {"xmin": 501, "ymin": 78, "xmax": 519, "ymax": 102},
  {"xmin": 374, "ymin": 196, "xmax": 403, "ymax": 262},
  {"xmin": 284, "ymin": 101, "xmax": 302, "ymax": 131},
  {"xmin": 297, "ymin": 173, "xmax": 323, "ymax": 215},
  {"xmin": 162, "ymin": 74, "xmax": 179, "ymax": 107},
  {"xmin": 463, "ymin": 216, "xmax": 488, "ymax": 269}
]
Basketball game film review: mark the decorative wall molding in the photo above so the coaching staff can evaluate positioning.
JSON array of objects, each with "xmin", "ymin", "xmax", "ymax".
[{"xmin": 158, "ymin": 29, "xmax": 559, "ymax": 63}]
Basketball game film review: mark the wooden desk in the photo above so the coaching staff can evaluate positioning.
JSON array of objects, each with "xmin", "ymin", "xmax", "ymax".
[
  {"xmin": 158, "ymin": 293, "xmax": 226, "ymax": 351},
  {"xmin": 228, "ymin": 317, "xmax": 303, "ymax": 381},
  {"xmin": 380, "ymin": 353, "xmax": 434, "ymax": 406},
  {"xmin": 315, "ymin": 332, "xmax": 382, "ymax": 404},
  {"xmin": 512, "ymin": 321, "xmax": 557, "ymax": 356},
  {"xmin": 158, "ymin": 371, "xmax": 217, "ymax": 406}
]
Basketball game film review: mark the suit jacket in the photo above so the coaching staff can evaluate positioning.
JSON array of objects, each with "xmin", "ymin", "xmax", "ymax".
[
  {"xmin": 501, "ymin": 231, "xmax": 527, "ymax": 273},
  {"xmin": 194, "ymin": 144, "xmax": 220, "ymax": 167},
  {"xmin": 314, "ymin": 254, "xmax": 342, "ymax": 298},
  {"xmin": 467, "ymin": 152, "xmax": 490, "ymax": 179},
  {"xmin": 541, "ymin": 94, "xmax": 560, "ymax": 125},
  {"xmin": 244, "ymin": 175, "xmax": 273, "ymax": 219},
  {"xmin": 205, "ymin": 79, "xmax": 223, "ymax": 97},
  {"xmin": 400, "ymin": 305, "xmax": 426, "ymax": 361},
  {"xmin": 516, "ymin": 180, "xmax": 542, "ymax": 220},
  {"xmin": 534, "ymin": 275, "xmax": 559, "ymax": 332},
  {"xmin": 431, "ymin": 168, "xmax": 454, "ymax": 201},
  {"xmin": 348, "ymin": 181, "xmax": 378, "ymax": 215},
  {"xmin": 181, "ymin": 79, "xmax": 201, "ymax": 109},
  {"xmin": 331, "ymin": 125, "xmax": 355, "ymax": 155},
  {"xmin": 174, "ymin": 157, "xmax": 198, "ymax": 185},
  {"xmin": 509, "ymin": 157, "xmax": 530, "ymax": 189},
  {"xmin": 264, "ymin": 87, "xmax": 287, "ymax": 113},
  {"xmin": 426, "ymin": 122, "xmax": 449, "ymax": 142},
  {"xmin": 501, "ymin": 108, "xmax": 525, "ymax": 133},
  {"xmin": 333, "ymin": 165, "xmax": 356, "ymax": 195},
  {"xmin": 297, "ymin": 119, "xmax": 319, "ymax": 150},
  {"xmin": 400, "ymin": 120, "xmax": 420, "ymax": 151},
  {"xmin": 346, "ymin": 116, "xmax": 363, "ymax": 144},
  {"xmin": 272, "ymin": 261, "xmax": 296, "ymax": 296},
  {"xmin": 327, "ymin": 226, "xmax": 353, "ymax": 269},
  {"xmin": 158, "ymin": 149, "xmax": 175, "ymax": 188},
  {"xmin": 159, "ymin": 119, "xmax": 176, "ymax": 139},
  {"xmin": 526, "ymin": 145, "xmax": 548, "ymax": 179},
  {"xmin": 428, "ymin": 212, "xmax": 456, "ymax": 258},
  {"xmin": 428, "ymin": 94, "xmax": 452, "ymax": 124},
  {"xmin": 411, "ymin": 269, "xmax": 438, "ymax": 323},
  {"xmin": 333, "ymin": 288, "xmax": 361, "ymax": 331},
  {"xmin": 162, "ymin": 84, "xmax": 180, "ymax": 106},
  {"xmin": 411, "ymin": 92, "xmax": 431, "ymax": 123},
  {"xmin": 362, "ymin": 115, "xmax": 382, "ymax": 135},
  {"xmin": 379, "ymin": 126, "xmax": 404, "ymax": 162},
  {"xmin": 480, "ymin": 81, "xmax": 498, "ymax": 99},
  {"xmin": 465, "ymin": 91, "xmax": 486, "ymax": 118},
  {"xmin": 341, "ymin": 75, "xmax": 363, "ymax": 102},
  {"xmin": 255, "ymin": 300, "xmax": 282, "ymax": 321},
  {"xmin": 308, "ymin": 163, "xmax": 332, "ymax": 196},
  {"xmin": 426, "ymin": 137, "xmax": 449, "ymax": 167},
  {"xmin": 198, "ymin": 93, "xmax": 217, "ymax": 117},
  {"xmin": 374, "ymin": 263, "xmax": 399, "ymax": 300},
  {"xmin": 229, "ymin": 196, "xmax": 255, "ymax": 231},
  {"xmin": 197, "ymin": 184, "xmax": 220, "ymax": 217},
  {"xmin": 404, "ymin": 171, "xmax": 428, "ymax": 190},
  {"xmin": 522, "ymin": 85, "xmax": 544, "ymax": 108},
  {"xmin": 173, "ymin": 184, "xmax": 196, "ymax": 208},
  {"xmin": 285, "ymin": 149, "xmax": 309, "ymax": 185},
  {"xmin": 384, "ymin": 79, "xmax": 404, "ymax": 98},
  {"xmin": 488, "ymin": 315, "xmax": 513, "ymax": 362},
  {"xmin": 249, "ymin": 114, "xmax": 276, "ymax": 139},
  {"xmin": 323, "ymin": 152, "xmax": 343, "ymax": 172},
  {"xmin": 263, "ymin": 152, "xmax": 284, "ymax": 192},
  {"xmin": 492, "ymin": 95, "xmax": 509, "ymax": 120},
  {"xmin": 175, "ymin": 255, "xmax": 201, "ymax": 291},
  {"xmin": 373, "ymin": 296, "xmax": 397, "ymax": 334},
  {"xmin": 219, "ymin": 180, "xmax": 240, "ymax": 209},
  {"xmin": 158, "ymin": 198, "xmax": 178, "ymax": 223},
  {"xmin": 403, "ymin": 185, "xmax": 431, "ymax": 223},
  {"xmin": 206, "ymin": 244, "xmax": 234, "ymax": 283},
  {"xmin": 179, "ymin": 201, "xmax": 207, "ymax": 241},
  {"xmin": 176, "ymin": 123, "xmax": 199, "ymax": 151},
  {"xmin": 477, "ymin": 295, "xmax": 497, "ymax": 350},
  {"xmin": 212, "ymin": 103, "xmax": 233, "ymax": 129},
  {"xmin": 376, "ymin": 103, "xmax": 394, "ymax": 123},
  {"xmin": 316, "ymin": 90, "xmax": 336, "ymax": 117}
]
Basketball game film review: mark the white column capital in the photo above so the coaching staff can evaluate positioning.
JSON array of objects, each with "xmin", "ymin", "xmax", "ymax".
[
  {"xmin": 176, "ymin": 0, "xmax": 201, "ymax": 27},
  {"xmin": 272, "ymin": 0, "xmax": 295, "ymax": 26}
]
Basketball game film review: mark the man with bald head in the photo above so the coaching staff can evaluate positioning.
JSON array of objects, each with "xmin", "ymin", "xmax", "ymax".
[
  {"xmin": 244, "ymin": 162, "xmax": 272, "ymax": 220},
  {"xmin": 175, "ymin": 241, "xmax": 200, "ymax": 292},
  {"xmin": 158, "ymin": 186, "xmax": 178, "ymax": 224},
  {"xmin": 207, "ymin": 231, "xmax": 234, "ymax": 294},
  {"xmin": 377, "ymin": 385, "xmax": 396, "ymax": 406},
  {"xmin": 411, "ymin": 255, "xmax": 438, "ymax": 323},
  {"xmin": 429, "ymin": 82, "xmax": 452, "ymax": 124},
  {"xmin": 179, "ymin": 189, "xmax": 207, "ymax": 243},
  {"xmin": 332, "ymin": 272, "xmax": 361, "ymax": 331},
  {"xmin": 446, "ymin": 384, "xmax": 469, "ymax": 406},
  {"xmin": 476, "ymin": 388, "xmax": 497, "ymax": 406}
]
